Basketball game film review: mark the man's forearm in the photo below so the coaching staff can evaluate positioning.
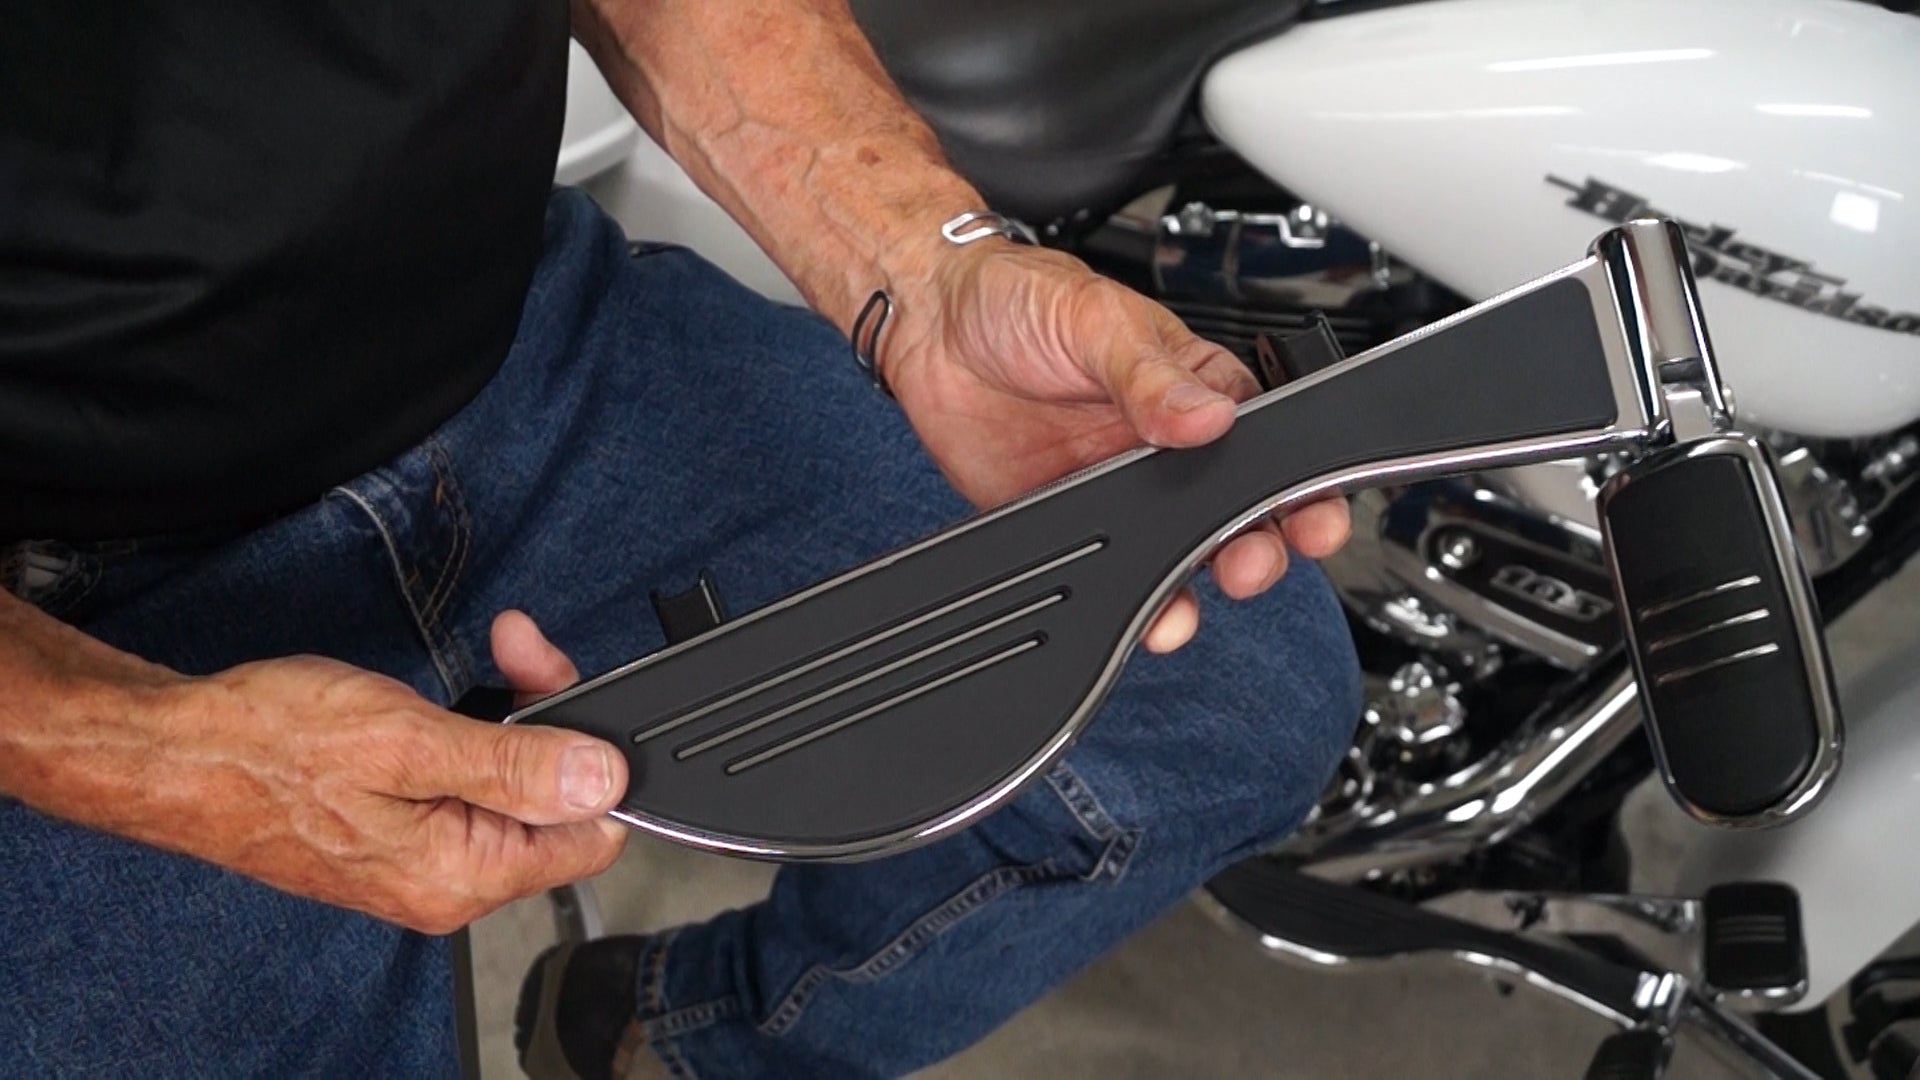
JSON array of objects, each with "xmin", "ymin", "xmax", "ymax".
[
  {"xmin": 0, "ymin": 591, "xmax": 182, "ymax": 831},
  {"xmin": 572, "ymin": 0, "xmax": 983, "ymax": 336}
]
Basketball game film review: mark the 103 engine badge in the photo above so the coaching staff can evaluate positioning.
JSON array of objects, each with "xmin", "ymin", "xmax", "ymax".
[{"xmin": 1490, "ymin": 563, "xmax": 1614, "ymax": 623}]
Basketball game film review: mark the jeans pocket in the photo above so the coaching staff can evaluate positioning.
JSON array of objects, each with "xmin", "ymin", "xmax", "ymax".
[{"xmin": 327, "ymin": 437, "xmax": 475, "ymax": 699}]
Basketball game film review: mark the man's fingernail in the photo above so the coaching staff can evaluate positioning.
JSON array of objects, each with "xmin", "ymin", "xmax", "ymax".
[
  {"xmin": 1257, "ymin": 537, "xmax": 1287, "ymax": 588},
  {"xmin": 560, "ymin": 746, "xmax": 614, "ymax": 811},
  {"xmin": 1164, "ymin": 383, "xmax": 1227, "ymax": 413}
]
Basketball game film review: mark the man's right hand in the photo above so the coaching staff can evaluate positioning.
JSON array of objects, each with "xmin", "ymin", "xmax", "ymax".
[{"xmin": 9, "ymin": 604, "xmax": 626, "ymax": 935}]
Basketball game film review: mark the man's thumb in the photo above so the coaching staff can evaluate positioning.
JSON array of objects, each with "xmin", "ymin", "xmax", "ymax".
[
  {"xmin": 491, "ymin": 609, "xmax": 581, "ymax": 706},
  {"xmin": 1118, "ymin": 358, "xmax": 1236, "ymax": 450},
  {"xmin": 436, "ymin": 722, "xmax": 628, "ymax": 826}
]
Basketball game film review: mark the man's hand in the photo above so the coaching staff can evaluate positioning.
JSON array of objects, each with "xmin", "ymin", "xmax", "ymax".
[
  {"xmin": 6, "ymin": 601, "xmax": 618, "ymax": 935},
  {"xmin": 575, "ymin": 0, "xmax": 1350, "ymax": 652},
  {"xmin": 884, "ymin": 242, "xmax": 1353, "ymax": 651}
]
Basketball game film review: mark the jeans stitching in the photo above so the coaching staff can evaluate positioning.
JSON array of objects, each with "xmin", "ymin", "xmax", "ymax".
[
  {"xmin": 1087, "ymin": 828, "xmax": 1142, "ymax": 885},
  {"xmin": 418, "ymin": 440, "xmax": 471, "ymax": 633},
  {"xmin": 642, "ymin": 998, "xmax": 742, "ymax": 1039},
  {"xmin": 1044, "ymin": 762, "xmax": 1122, "ymax": 844},
  {"xmin": 628, "ymin": 931, "xmax": 707, "ymax": 1078},
  {"xmin": 755, "ymin": 860, "xmax": 1066, "ymax": 1039},
  {"xmin": 325, "ymin": 486, "xmax": 460, "ymax": 698},
  {"xmin": 1046, "ymin": 765, "xmax": 1142, "ymax": 883},
  {"xmin": 656, "ymin": 1038, "xmax": 699, "ymax": 1080},
  {"xmin": 636, "ymin": 928, "xmax": 678, "ymax": 1016}
]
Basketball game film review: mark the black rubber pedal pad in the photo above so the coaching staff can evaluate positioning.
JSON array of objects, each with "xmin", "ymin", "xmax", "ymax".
[
  {"xmin": 1702, "ymin": 881, "xmax": 1807, "ymax": 1000},
  {"xmin": 1584, "ymin": 1029, "xmax": 1671, "ymax": 1080}
]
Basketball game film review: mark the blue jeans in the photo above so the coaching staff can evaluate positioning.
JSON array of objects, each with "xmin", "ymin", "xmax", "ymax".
[{"xmin": 0, "ymin": 190, "xmax": 1359, "ymax": 1078}]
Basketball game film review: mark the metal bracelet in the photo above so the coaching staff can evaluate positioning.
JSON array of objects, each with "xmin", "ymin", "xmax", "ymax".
[
  {"xmin": 941, "ymin": 210, "xmax": 1039, "ymax": 247},
  {"xmin": 850, "ymin": 289, "xmax": 894, "ymax": 396},
  {"xmin": 848, "ymin": 212, "xmax": 1034, "ymax": 395}
]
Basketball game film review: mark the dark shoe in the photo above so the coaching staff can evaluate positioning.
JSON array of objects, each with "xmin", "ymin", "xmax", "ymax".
[{"xmin": 515, "ymin": 939, "xmax": 670, "ymax": 1080}]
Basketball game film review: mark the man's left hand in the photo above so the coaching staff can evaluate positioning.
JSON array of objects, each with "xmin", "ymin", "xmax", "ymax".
[{"xmin": 882, "ymin": 243, "xmax": 1352, "ymax": 653}]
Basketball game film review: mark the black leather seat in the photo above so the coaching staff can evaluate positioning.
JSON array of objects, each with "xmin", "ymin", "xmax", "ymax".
[{"xmin": 852, "ymin": 0, "xmax": 1309, "ymax": 223}]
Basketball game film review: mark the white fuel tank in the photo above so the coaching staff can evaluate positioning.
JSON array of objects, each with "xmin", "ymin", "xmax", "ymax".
[{"xmin": 1202, "ymin": 0, "xmax": 1920, "ymax": 439}]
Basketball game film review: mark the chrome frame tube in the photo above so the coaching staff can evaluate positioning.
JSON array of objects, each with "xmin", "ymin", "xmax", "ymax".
[
  {"xmin": 1286, "ymin": 671, "xmax": 1643, "ymax": 881},
  {"xmin": 1683, "ymin": 994, "xmax": 1823, "ymax": 1080}
]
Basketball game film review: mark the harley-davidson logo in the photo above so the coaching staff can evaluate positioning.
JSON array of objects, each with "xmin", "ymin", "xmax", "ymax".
[{"xmin": 1548, "ymin": 175, "xmax": 1920, "ymax": 338}]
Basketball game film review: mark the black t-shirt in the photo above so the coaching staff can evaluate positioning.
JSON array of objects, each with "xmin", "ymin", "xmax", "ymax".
[{"xmin": 0, "ymin": 3, "xmax": 569, "ymax": 540}]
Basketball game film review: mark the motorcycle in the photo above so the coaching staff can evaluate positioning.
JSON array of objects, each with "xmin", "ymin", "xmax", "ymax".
[{"xmin": 562, "ymin": 0, "xmax": 1920, "ymax": 1075}]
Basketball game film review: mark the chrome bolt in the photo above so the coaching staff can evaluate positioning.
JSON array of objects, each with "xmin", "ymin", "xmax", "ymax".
[
  {"xmin": 1172, "ymin": 201, "xmax": 1217, "ymax": 238},
  {"xmin": 1438, "ymin": 531, "xmax": 1481, "ymax": 572}
]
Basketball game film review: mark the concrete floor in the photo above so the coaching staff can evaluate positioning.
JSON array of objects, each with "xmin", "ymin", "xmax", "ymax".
[
  {"xmin": 468, "ymin": 821, "xmax": 1754, "ymax": 1079},
  {"xmin": 469, "ymin": 554, "xmax": 1919, "ymax": 1080}
]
